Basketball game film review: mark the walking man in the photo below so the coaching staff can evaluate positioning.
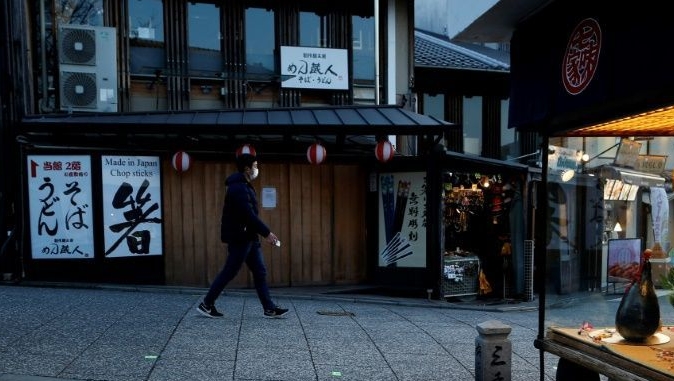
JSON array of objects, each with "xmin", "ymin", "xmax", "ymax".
[{"xmin": 197, "ymin": 153, "xmax": 289, "ymax": 318}]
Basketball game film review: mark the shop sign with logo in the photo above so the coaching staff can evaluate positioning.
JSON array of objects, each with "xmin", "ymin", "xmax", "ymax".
[
  {"xmin": 562, "ymin": 18, "xmax": 601, "ymax": 96},
  {"xmin": 548, "ymin": 145, "xmax": 580, "ymax": 172},
  {"xmin": 280, "ymin": 46, "xmax": 348, "ymax": 90},
  {"xmin": 27, "ymin": 155, "xmax": 94, "ymax": 259},
  {"xmin": 635, "ymin": 155, "xmax": 667, "ymax": 174},
  {"xmin": 101, "ymin": 155, "xmax": 163, "ymax": 258}
]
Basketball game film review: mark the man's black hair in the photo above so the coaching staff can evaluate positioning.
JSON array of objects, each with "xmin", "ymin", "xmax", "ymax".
[{"xmin": 236, "ymin": 153, "xmax": 257, "ymax": 172}]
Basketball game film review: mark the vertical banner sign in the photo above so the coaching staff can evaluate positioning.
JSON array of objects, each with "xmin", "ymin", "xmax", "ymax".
[
  {"xmin": 377, "ymin": 172, "xmax": 427, "ymax": 268},
  {"xmin": 27, "ymin": 155, "xmax": 94, "ymax": 259},
  {"xmin": 102, "ymin": 156, "xmax": 163, "ymax": 258}
]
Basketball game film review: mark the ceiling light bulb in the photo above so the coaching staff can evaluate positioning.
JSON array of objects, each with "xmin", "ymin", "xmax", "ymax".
[
  {"xmin": 613, "ymin": 222, "xmax": 623, "ymax": 232},
  {"xmin": 560, "ymin": 170, "xmax": 575, "ymax": 182}
]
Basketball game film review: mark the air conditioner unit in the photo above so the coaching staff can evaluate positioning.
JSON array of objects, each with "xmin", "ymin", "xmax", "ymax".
[{"xmin": 58, "ymin": 24, "xmax": 118, "ymax": 112}]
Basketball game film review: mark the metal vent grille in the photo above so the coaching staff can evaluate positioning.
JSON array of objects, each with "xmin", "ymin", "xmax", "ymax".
[
  {"xmin": 59, "ymin": 27, "xmax": 96, "ymax": 65},
  {"xmin": 61, "ymin": 71, "xmax": 97, "ymax": 108}
]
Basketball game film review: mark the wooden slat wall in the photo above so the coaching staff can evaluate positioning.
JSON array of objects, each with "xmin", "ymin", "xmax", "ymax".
[
  {"xmin": 162, "ymin": 160, "xmax": 367, "ymax": 288},
  {"xmin": 482, "ymin": 95, "xmax": 502, "ymax": 159},
  {"xmin": 333, "ymin": 165, "xmax": 367, "ymax": 282},
  {"xmin": 444, "ymin": 95, "xmax": 464, "ymax": 152}
]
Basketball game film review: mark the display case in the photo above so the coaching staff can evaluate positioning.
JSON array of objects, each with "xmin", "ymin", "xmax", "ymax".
[
  {"xmin": 442, "ymin": 254, "xmax": 480, "ymax": 297},
  {"xmin": 538, "ymin": 137, "xmax": 674, "ymax": 380}
]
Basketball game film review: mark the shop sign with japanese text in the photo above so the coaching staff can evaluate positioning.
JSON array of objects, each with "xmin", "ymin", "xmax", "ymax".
[
  {"xmin": 280, "ymin": 46, "xmax": 348, "ymax": 90},
  {"xmin": 377, "ymin": 172, "xmax": 427, "ymax": 268},
  {"xmin": 102, "ymin": 155, "xmax": 163, "ymax": 258},
  {"xmin": 27, "ymin": 155, "xmax": 94, "ymax": 259}
]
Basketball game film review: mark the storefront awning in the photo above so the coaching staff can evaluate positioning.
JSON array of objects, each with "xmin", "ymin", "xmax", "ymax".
[
  {"xmin": 19, "ymin": 105, "xmax": 455, "ymax": 155},
  {"xmin": 508, "ymin": 1, "xmax": 674, "ymax": 136},
  {"xmin": 21, "ymin": 105, "xmax": 451, "ymax": 135}
]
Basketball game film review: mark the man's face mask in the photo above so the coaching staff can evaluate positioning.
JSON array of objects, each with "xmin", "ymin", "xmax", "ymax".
[{"xmin": 249, "ymin": 166, "xmax": 259, "ymax": 181}]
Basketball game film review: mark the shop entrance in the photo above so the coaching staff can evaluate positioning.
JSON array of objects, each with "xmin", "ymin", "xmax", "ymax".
[{"xmin": 441, "ymin": 171, "xmax": 519, "ymax": 300}]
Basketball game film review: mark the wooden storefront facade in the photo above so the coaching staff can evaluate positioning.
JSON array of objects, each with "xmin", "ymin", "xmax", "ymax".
[{"xmin": 162, "ymin": 160, "xmax": 368, "ymax": 288}]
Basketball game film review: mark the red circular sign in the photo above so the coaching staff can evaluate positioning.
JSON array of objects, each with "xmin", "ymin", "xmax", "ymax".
[{"xmin": 562, "ymin": 18, "xmax": 601, "ymax": 95}]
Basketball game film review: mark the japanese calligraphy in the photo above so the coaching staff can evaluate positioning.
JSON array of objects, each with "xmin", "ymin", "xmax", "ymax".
[
  {"xmin": 280, "ymin": 46, "xmax": 348, "ymax": 90},
  {"xmin": 378, "ymin": 172, "xmax": 427, "ymax": 268},
  {"xmin": 28, "ymin": 156, "xmax": 94, "ymax": 259},
  {"xmin": 102, "ymin": 156, "xmax": 163, "ymax": 258}
]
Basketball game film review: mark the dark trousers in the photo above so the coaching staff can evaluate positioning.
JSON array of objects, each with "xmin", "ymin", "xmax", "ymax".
[{"xmin": 204, "ymin": 241, "xmax": 275, "ymax": 310}]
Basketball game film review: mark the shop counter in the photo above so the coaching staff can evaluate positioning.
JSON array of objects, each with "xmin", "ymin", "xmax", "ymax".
[{"xmin": 535, "ymin": 326, "xmax": 674, "ymax": 381}]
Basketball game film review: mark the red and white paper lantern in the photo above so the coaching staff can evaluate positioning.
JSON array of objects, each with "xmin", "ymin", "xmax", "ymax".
[
  {"xmin": 375, "ymin": 140, "xmax": 395, "ymax": 163},
  {"xmin": 235, "ymin": 144, "xmax": 257, "ymax": 157},
  {"xmin": 307, "ymin": 143, "xmax": 327, "ymax": 165},
  {"xmin": 171, "ymin": 151, "xmax": 192, "ymax": 172}
]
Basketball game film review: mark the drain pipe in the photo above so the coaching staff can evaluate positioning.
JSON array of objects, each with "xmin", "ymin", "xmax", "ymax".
[
  {"xmin": 39, "ymin": 2, "xmax": 53, "ymax": 113},
  {"xmin": 0, "ymin": 227, "xmax": 15, "ymax": 281},
  {"xmin": 374, "ymin": 0, "xmax": 379, "ymax": 105}
]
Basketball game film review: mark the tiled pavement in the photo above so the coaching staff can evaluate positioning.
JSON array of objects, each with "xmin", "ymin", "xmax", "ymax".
[{"xmin": 0, "ymin": 283, "xmax": 560, "ymax": 381}]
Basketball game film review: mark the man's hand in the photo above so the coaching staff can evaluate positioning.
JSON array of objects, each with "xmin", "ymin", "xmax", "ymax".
[{"xmin": 266, "ymin": 232, "xmax": 279, "ymax": 245}]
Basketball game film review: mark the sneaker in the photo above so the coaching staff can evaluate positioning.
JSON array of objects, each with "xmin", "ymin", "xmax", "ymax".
[
  {"xmin": 197, "ymin": 302, "xmax": 223, "ymax": 318},
  {"xmin": 264, "ymin": 307, "xmax": 289, "ymax": 318}
]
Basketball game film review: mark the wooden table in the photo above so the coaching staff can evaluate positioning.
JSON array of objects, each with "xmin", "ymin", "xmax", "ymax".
[{"xmin": 535, "ymin": 327, "xmax": 674, "ymax": 381}]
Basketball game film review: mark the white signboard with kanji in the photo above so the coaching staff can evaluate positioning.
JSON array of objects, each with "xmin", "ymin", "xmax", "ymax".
[
  {"xmin": 27, "ymin": 155, "xmax": 94, "ymax": 259},
  {"xmin": 280, "ymin": 46, "xmax": 348, "ymax": 90},
  {"xmin": 101, "ymin": 155, "xmax": 163, "ymax": 258}
]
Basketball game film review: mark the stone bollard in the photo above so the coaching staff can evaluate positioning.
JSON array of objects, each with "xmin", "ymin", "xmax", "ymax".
[{"xmin": 475, "ymin": 320, "xmax": 512, "ymax": 381}]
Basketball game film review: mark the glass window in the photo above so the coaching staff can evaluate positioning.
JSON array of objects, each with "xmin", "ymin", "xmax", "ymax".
[
  {"xmin": 300, "ymin": 12, "xmax": 325, "ymax": 47},
  {"xmin": 352, "ymin": 15, "xmax": 374, "ymax": 82},
  {"xmin": 543, "ymin": 135, "xmax": 674, "ymax": 349},
  {"xmin": 423, "ymin": 94, "xmax": 444, "ymax": 120},
  {"xmin": 55, "ymin": 0, "xmax": 104, "ymax": 26},
  {"xmin": 463, "ymin": 96, "xmax": 483, "ymax": 155},
  {"xmin": 188, "ymin": 3, "xmax": 222, "ymax": 77},
  {"xmin": 500, "ymin": 99, "xmax": 517, "ymax": 159},
  {"xmin": 128, "ymin": 0, "xmax": 164, "ymax": 76},
  {"xmin": 245, "ymin": 8, "xmax": 275, "ymax": 80}
]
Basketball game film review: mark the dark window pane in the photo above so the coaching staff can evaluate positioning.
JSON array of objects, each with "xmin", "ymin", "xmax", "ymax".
[
  {"xmin": 352, "ymin": 15, "xmax": 374, "ymax": 81},
  {"xmin": 129, "ymin": 0, "xmax": 165, "ymax": 76},
  {"xmin": 245, "ymin": 8, "xmax": 275, "ymax": 80},
  {"xmin": 300, "ymin": 12, "xmax": 324, "ymax": 47},
  {"xmin": 129, "ymin": 0, "xmax": 164, "ymax": 42},
  {"xmin": 188, "ymin": 3, "xmax": 222, "ymax": 77}
]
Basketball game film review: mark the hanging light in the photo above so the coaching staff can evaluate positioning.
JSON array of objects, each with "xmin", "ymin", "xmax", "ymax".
[
  {"xmin": 560, "ymin": 169, "xmax": 575, "ymax": 182},
  {"xmin": 375, "ymin": 140, "xmax": 395, "ymax": 163},
  {"xmin": 613, "ymin": 222, "xmax": 623, "ymax": 232},
  {"xmin": 307, "ymin": 143, "xmax": 327, "ymax": 165},
  {"xmin": 236, "ymin": 144, "xmax": 256, "ymax": 157},
  {"xmin": 171, "ymin": 151, "xmax": 192, "ymax": 172},
  {"xmin": 480, "ymin": 175, "xmax": 490, "ymax": 188}
]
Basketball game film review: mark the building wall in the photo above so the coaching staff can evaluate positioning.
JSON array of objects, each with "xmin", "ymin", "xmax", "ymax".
[
  {"xmin": 162, "ymin": 160, "xmax": 368, "ymax": 288},
  {"xmin": 0, "ymin": 0, "xmax": 416, "ymax": 288}
]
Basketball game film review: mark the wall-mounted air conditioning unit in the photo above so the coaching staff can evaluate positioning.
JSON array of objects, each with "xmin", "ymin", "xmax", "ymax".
[{"xmin": 58, "ymin": 24, "xmax": 118, "ymax": 112}]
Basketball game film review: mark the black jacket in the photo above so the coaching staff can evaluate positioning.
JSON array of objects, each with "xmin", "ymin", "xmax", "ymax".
[{"xmin": 220, "ymin": 172, "xmax": 271, "ymax": 243}]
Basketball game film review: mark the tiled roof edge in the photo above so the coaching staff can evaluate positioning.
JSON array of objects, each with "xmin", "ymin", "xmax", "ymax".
[{"xmin": 414, "ymin": 30, "xmax": 510, "ymax": 70}]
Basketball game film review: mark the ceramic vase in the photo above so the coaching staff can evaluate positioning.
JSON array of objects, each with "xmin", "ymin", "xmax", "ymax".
[{"xmin": 615, "ymin": 255, "xmax": 660, "ymax": 342}]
